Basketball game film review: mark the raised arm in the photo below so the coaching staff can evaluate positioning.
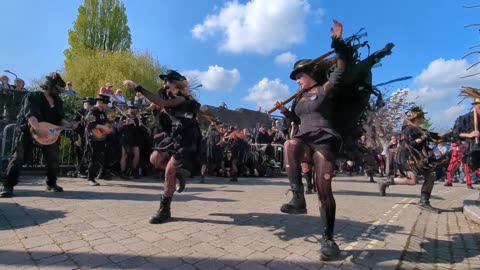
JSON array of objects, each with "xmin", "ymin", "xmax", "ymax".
[
  {"xmin": 123, "ymin": 80, "xmax": 185, "ymax": 108},
  {"xmin": 323, "ymin": 19, "xmax": 348, "ymax": 92}
]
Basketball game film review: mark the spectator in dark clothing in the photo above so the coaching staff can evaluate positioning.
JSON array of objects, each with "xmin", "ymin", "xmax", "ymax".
[{"xmin": 256, "ymin": 125, "xmax": 273, "ymax": 144}]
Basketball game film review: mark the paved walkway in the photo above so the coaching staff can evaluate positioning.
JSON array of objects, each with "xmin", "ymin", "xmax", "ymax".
[{"xmin": 0, "ymin": 174, "xmax": 479, "ymax": 270}]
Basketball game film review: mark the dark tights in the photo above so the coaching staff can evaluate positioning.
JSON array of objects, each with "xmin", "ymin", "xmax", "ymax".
[{"xmin": 285, "ymin": 139, "xmax": 336, "ymax": 240}]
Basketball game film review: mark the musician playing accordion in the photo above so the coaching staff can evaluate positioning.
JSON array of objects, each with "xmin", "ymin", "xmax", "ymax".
[{"xmin": 1, "ymin": 73, "xmax": 69, "ymax": 198}]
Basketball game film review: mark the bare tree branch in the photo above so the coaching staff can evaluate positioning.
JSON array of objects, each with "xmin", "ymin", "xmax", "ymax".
[
  {"xmin": 462, "ymin": 50, "xmax": 480, "ymax": 59},
  {"xmin": 461, "ymin": 72, "xmax": 480, "ymax": 78},
  {"xmin": 467, "ymin": 60, "xmax": 480, "ymax": 70},
  {"xmin": 464, "ymin": 23, "xmax": 480, "ymax": 28}
]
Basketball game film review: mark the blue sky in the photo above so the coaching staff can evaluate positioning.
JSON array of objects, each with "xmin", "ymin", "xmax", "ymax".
[{"xmin": 2, "ymin": 0, "xmax": 480, "ymax": 131}]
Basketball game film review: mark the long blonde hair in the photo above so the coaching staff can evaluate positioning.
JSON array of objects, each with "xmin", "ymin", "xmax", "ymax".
[{"xmin": 169, "ymin": 79, "xmax": 193, "ymax": 99}]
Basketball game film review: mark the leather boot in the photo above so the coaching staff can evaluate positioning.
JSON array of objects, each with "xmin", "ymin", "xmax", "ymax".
[
  {"xmin": 319, "ymin": 208, "xmax": 339, "ymax": 261},
  {"xmin": 378, "ymin": 176, "xmax": 394, "ymax": 196},
  {"xmin": 280, "ymin": 185, "xmax": 307, "ymax": 214},
  {"xmin": 304, "ymin": 172, "xmax": 314, "ymax": 194},
  {"xmin": 0, "ymin": 186, "xmax": 14, "ymax": 198},
  {"xmin": 176, "ymin": 168, "xmax": 190, "ymax": 193},
  {"xmin": 149, "ymin": 196, "xmax": 172, "ymax": 224},
  {"xmin": 418, "ymin": 192, "xmax": 436, "ymax": 211}
]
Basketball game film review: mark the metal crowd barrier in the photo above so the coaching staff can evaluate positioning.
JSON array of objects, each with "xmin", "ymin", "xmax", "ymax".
[
  {"xmin": 0, "ymin": 123, "xmax": 287, "ymax": 173},
  {"xmin": 0, "ymin": 124, "xmax": 75, "ymax": 170},
  {"xmin": 249, "ymin": 143, "xmax": 285, "ymax": 169}
]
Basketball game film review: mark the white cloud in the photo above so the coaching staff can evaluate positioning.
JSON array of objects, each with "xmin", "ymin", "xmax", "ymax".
[
  {"xmin": 244, "ymin": 78, "xmax": 290, "ymax": 110},
  {"xmin": 313, "ymin": 8, "xmax": 325, "ymax": 24},
  {"xmin": 415, "ymin": 58, "xmax": 474, "ymax": 88},
  {"xmin": 183, "ymin": 65, "xmax": 240, "ymax": 91},
  {"xmin": 444, "ymin": 104, "xmax": 466, "ymax": 120},
  {"xmin": 275, "ymin": 51, "xmax": 297, "ymax": 65},
  {"xmin": 404, "ymin": 58, "xmax": 480, "ymax": 130},
  {"xmin": 192, "ymin": 0, "xmax": 312, "ymax": 54}
]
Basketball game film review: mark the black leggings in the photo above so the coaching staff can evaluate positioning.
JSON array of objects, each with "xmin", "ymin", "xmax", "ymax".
[{"xmin": 285, "ymin": 139, "xmax": 336, "ymax": 240}]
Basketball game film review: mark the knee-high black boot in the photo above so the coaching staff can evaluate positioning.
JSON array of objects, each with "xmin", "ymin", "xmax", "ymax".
[
  {"xmin": 175, "ymin": 168, "xmax": 190, "ymax": 193},
  {"xmin": 280, "ymin": 183, "xmax": 307, "ymax": 214},
  {"xmin": 319, "ymin": 207, "xmax": 339, "ymax": 261},
  {"xmin": 378, "ymin": 175, "xmax": 395, "ymax": 196},
  {"xmin": 304, "ymin": 171, "xmax": 314, "ymax": 194},
  {"xmin": 419, "ymin": 192, "xmax": 436, "ymax": 211},
  {"xmin": 149, "ymin": 195, "xmax": 172, "ymax": 224}
]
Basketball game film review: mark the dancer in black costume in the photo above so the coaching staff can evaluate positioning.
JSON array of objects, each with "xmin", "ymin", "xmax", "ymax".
[
  {"xmin": 123, "ymin": 70, "xmax": 202, "ymax": 224},
  {"xmin": 274, "ymin": 20, "xmax": 348, "ymax": 261},
  {"xmin": 275, "ymin": 20, "xmax": 393, "ymax": 260},
  {"xmin": 378, "ymin": 107, "xmax": 439, "ymax": 211}
]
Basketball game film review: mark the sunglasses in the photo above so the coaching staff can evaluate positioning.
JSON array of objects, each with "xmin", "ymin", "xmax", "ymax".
[{"xmin": 295, "ymin": 72, "xmax": 305, "ymax": 80}]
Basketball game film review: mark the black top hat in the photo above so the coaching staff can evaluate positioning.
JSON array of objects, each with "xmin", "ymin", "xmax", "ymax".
[
  {"xmin": 95, "ymin": 94, "xmax": 110, "ymax": 104},
  {"xmin": 82, "ymin": 97, "xmax": 95, "ymax": 105},
  {"xmin": 40, "ymin": 72, "xmax": 66, "ymax": 91},
  {"xmin": 406, "ymin": 106, "xmax": 426, "ymax": 121},
  {"xmin": 289, "ymin": 59, "xmax": 313, "ymax": 80},
  {"xmin": 159, "ymin": 69, "xmax": 186, "ymax": 81}
]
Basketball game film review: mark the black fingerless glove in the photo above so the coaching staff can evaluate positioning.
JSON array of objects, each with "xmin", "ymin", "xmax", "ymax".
[{"xmin": 331, "ymin": 38, "xmax": 349, "ymax": 59}]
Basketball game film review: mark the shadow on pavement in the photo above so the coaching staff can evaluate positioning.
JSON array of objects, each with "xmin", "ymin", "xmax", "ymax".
[
  {"xmin": 334, "ymin": 190, "xmax": 444, "ymax": 200},
  {"xmin": 11, "ymin": 189, "xmax": 238, "ymax": 203},
  {"xmin": 0, "ymin": 250, "xmax": 324, "ymax": 269},
  {"xmin": 175, "ymin": 212, "xmax": 404, "ymax": 243},
  {"xmin": 345, "ymin": 233, "xmax": 480, "ymax": 268},
  {"xmin": 0, "ymin": 202, "xmax": 65, "ymax": 230}
]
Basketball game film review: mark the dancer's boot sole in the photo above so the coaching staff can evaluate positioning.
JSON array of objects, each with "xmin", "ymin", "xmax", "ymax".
[{"xmin": 280, "ymin": 204, "xmax": 307, "ymax": 214}]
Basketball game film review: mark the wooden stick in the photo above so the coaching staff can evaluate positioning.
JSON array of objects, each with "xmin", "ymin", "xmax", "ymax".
[{"xmin": 474, "ymin": 109, "xmax": 479, "ymax": 144}]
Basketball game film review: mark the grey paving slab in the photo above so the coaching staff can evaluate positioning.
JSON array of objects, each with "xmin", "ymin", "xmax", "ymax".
[{"xmin": 0, "ymin": 175, "xmax": 478, "ymax": 269}]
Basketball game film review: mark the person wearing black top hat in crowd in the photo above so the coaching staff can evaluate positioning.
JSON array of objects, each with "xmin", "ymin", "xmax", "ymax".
[
  {"xmin": 1, "ymin": 72, "xmax": 72, "ymax": 198},
  {"xmin": 84, "ymin": 94, "xmax": 114, "ymax": 186},
  {"xmin": 378, "ymin": 107, "xmax": 440, "ymax": 211},
  {"xmin": 118, "ymin": 104, "xmax": 150, "ymax": 179},
  {"xmin": 70, "ymin": 97, "xmax": 96, "ymax": 178},
  {"xmin": 123, "ymin": 69, "xmax": 202, "ymax": 224}
]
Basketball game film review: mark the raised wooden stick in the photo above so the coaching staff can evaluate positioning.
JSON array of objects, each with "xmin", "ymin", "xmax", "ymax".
[{"xmin": 474, "ymin": 109, "xmax": 479, "ymax": 144}]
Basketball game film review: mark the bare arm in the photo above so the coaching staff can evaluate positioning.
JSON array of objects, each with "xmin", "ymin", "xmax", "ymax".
[
  {"xmin": 460, "ymin": 131, "xmax": 479, "ymax": 139},
  {"xmin": 324, "ymin": 19, "xmax": 346, "ymax": 92}
]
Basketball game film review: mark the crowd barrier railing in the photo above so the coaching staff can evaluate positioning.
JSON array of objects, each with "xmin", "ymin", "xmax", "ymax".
[
  {"xmin": 1, "ymin": 122, "xmax": 287, "ymax": 173},
  {"xmin": 249, "ymin": 143, "xmax": 285, "ymax": 169}
]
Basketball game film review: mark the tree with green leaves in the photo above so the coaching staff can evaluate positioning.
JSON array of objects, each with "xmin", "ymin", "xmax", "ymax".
[
  {"xmin": 65, "ymin": 0, "xmax": 131, "ymax": 57},
  {"xmin": 65, "ymin": 50, "xmax": 164, "ymax": 99},
  {"xmin": 64, "ymin": 0, "xmax": 165, "ymax": 98}
]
